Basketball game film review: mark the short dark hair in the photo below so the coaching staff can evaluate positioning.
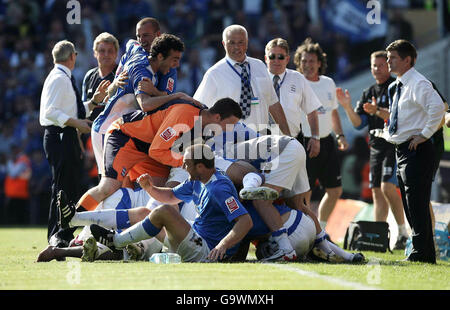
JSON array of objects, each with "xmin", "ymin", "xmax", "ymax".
[
  {"xmin": 149, "ymin": 33, "xmax": 184, "ymax": 58},
  {"xmin": 294, "ymin": 37, "xmax": 328, "ymax": 75},
  {"xmin": 185, "ymin": 144, "xmax": 215, "ymax": 169},
  {"xmin": 386, "ymin": 39, "xmax": 417, "ymax": 66},
  {"xmin": 371, "ymin": 50, "xmax": 387, "ymax": 60},
  {"xmin": 137, "ymin": 17, "xmax": 160, "ymax": 32},
  {"xmin": 209, "ymin": 98, "xmax": 243, "ymax": 120}
]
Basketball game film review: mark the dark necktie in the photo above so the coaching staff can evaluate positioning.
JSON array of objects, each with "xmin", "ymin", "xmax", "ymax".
[
  {"xmin": 70, "ymin": 74, "xmax": 86, "ymax": 119},
  {"xmin": 273, "ymin": 75, "xmax": 280, "ymax": 99},
  {"xmin": 388, "ymin": 81, "xmax": 402, "ymax": 135},
  {"xmin": 238, "ymin": 62, "xmax": 252, "ymax": 119}
]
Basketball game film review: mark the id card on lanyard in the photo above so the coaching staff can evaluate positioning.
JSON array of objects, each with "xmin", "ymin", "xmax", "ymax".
[{"xmin": 226, "ymin": 60, "xmax": 259, "ymax": 105}]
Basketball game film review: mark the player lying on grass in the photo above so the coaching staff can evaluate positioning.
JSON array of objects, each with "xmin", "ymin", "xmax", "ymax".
[
  {"xmin": 89, "ymin": 144, "xmax": 253, "ymax": 262},
  {"xmin": 206, "ymin": 124, "xmax": 338, "ymax": 261},
  {"xmin": 233, "ymin": 200, "xmax": 365, "ymax": 263}
]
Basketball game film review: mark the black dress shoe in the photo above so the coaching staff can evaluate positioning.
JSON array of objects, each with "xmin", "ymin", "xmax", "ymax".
[{"xmin": 404, "ymin": 254, "xmax": 436, "ymax": 264}]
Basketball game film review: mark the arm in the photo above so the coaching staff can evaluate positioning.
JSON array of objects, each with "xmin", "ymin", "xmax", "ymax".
[
  {"xmin": 306, "ymin": 110, "xmax": 320, "ymax": 158},
  {"xmin": 336, "ymin": 87, "xmax": 362, "ymax": 127},
  {"xmin": 331, "ymin": 109, "xmax": 348, "ymax": 151},
  {"xmin": 135, "ymin": 91, "xmax": 197, "ymax": 112},
  {"xmin": 269, "ymin": 102, "xmax": 291, "ymax": 136},
  {"xmin": 137, "ymin": 173, "xmax": 182, "ymax": 204},
  {"xmin": 207, "ymin": 213, "xmax": 253, "ymax": 261}
]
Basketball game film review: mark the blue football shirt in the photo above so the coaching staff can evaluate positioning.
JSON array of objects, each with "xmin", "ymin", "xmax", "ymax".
[{"xmin": 172, "ymin": 170, "xmax": 248, "ymax": 256}]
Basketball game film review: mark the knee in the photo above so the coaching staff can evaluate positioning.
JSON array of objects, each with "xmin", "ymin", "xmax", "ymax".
[{"xmin": 150, "ymin": 204, "xmax": 177, "ymax": 220}]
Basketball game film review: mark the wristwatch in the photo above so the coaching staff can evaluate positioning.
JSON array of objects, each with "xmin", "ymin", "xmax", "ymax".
[
  {"xmin": 336, "ymin": 134, "xmax": 345, "ymax": 140},
  {"xmin": 311, "ymin": 135, "xmax": 320, "ymax": 140}
]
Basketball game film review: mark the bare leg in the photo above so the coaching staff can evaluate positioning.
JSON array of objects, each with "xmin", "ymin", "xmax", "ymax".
[
  {"xmin": 373, "ymin": 187, "xmax": 389, "ymax": 221},
  {"xmin": 318, "ymin": 186, "xmax": 342, "ymax": 222}
]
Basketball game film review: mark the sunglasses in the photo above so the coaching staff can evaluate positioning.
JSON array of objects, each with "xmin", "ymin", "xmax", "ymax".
[{"xmin": 268, "ymin": 53, "xmax": 286, "ymax": 60}]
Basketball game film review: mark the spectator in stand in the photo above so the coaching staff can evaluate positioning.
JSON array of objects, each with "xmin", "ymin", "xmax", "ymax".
[{"xmin": 4, "ymin": 144, "xmax": 31, "ymax": 224}]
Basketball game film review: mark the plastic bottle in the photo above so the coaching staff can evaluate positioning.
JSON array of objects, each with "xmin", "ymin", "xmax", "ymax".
[{"xmin": 149, "ymin": 253, "xmax": 181, "ymax": 264}]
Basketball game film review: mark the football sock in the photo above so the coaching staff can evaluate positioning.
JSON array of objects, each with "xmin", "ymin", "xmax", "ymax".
[
  {"xmin": 271, "ymin": 228, "xmax": 294, "ymax": 253},
  {"xmin": 315, "ymin": 230, "xmax": 333, "ymax": 254},
  {"xmin": 114, "ymin": 217, "xmax": 161, "ymax": 248},
  {"xmin": 70, "ymin": 210, "xmax": 130, "ymax": 230},
  {"xmin": 242, "ymin": 172, "xmax": 263, "ymax": 188},
  {"xmin": 398, "ymin": 224, "xmax": 408, "ymax": 237},
  {"xmin": 326, "ymin": 241, "xmax": 353, "ymax": 261},
  {"xmin": 78, "ymin": 193, "xmax": 100, "ymax": 211},
  {"xmin": 319, "ymin": 220, "xmax": 327, "ymax": 230}
]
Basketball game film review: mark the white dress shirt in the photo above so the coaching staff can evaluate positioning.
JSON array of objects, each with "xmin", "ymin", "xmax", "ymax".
[
  {"xmin": 386, "ymin": 67, "xmax": 446, "ymax": 144},
  {"xmin": 269, "ymin": 69, "xmax": 322, "ymax": 137},
  {"xmin": 194, "ymin": 55, "xmax": 279, "ymax": 127},
  {"xmin": 300, "ymin": 75, "xmax": 338, "ymax": 138},
  {"xmin": 40, "ymin": 64, "xmax": 90, "ymax": 127}
]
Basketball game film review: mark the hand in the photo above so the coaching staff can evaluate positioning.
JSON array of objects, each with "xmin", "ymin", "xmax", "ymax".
[
  {"xmin": 116, "ymin": 70, "xmax": 128, "ymax": 89},
  {"xmin": 445, "ymin": 112, "xmax": 450, "ymax": 128},
  {"xmin": 137, "ymin": 173, "xmax": 154, "ymax": 190},
  {"xmin": 408, "ymin": 135, "xmax": 426, "ymax": 151},
  {"xmin": 138, "ymin": 77, "xmax": 163, "ymax": 96},
  {"xmin": 337, "ymin": 136, "xmax": 349, "ymax": 151},
  {"xmin": 363, "ymin": 96, "xmax": 378, "ymax": 115},
  {"xmin": 336, "ymin": 88, "xmax": 352, "ymax": 109},
  {"xmin": 75, "ymin": 119, "xmax": 92, "ymax": 134},
  {"xmin": 307, "ymin": 138, "xmax": 320, "ymax": 158},
  {"xmin": 92, "ymin": 80, "xmax": 111, "ymax": 105},
  {"xmin": 177, "ymin": 93, "xmax": 207, "ymax": 109},
  {"xmin": 207, "ymin": 243, "xmax": 227, "ymax": 262}
]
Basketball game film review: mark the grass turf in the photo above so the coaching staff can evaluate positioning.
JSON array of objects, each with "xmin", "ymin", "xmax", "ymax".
[{"xmin": 0, "ymin": 227, "xmax": 449, "ymax": 290}]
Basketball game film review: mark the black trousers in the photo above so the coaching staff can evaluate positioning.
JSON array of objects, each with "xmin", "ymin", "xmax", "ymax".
[
  {"xmin": 43, "ymin": 126, "xmax": 84, "ymax": 242},
  {"xmin": 396, "ymin": 139, "xmax": 436, "ymax": 263}
]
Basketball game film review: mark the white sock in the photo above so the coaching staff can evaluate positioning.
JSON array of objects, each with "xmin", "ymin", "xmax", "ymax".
[
  {"xmin": 271, "ymin": 230, "xmax": 294, "ymax": 253},
  {"xmin": 242, "ymin": 172, "xmax": 263, "ymax": 189},
  {"xmin": 398, "ymin": 224, "xmax": 408, "ymax": 237},
  {"xmin": 114, "ymin": 217, "xmax": 159, "ymax": 248},
  {"xmin": 319, "ymin": 221, "xmax": 327, "ymax": 231},
  {"xmin": 315, "ymin": 230, "xmax": 333, "ymax": 255},
  {"xmin": 326, "ymin": 241, "xmax": 354, "ymax": 261},
  {"xmin": 71, "ymin": 210, "xmax": 119, "ymax": 229}
]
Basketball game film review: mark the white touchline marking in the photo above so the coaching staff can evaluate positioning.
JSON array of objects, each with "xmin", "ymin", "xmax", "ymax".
[{"xmin": 267, "ymin": 263, "xmax": 380, "ymax": 290}]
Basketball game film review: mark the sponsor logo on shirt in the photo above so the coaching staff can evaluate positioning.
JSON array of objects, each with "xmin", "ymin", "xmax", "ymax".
[
  {"xmin": 225, "ymin": 196, "xmax": 239, "ymax": 214},
  {"xmin": 166, "ymin": 77, "xmax": 174, "ymax": 92},
  {"xmin": 160, "ymin": 127, "xmax": 176, "ymax": 141}
]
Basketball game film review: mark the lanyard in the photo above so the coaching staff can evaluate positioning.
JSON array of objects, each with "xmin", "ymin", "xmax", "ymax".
[
  {"xmin": 226, "ymin": 59, "xmax": 252, "ymax": 88},
  {"xmin": 274, "ymin": 72, "xmax": 287, "ymax": 94}
]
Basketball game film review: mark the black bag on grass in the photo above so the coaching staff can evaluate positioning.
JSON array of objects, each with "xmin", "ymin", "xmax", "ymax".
[{"xmin": 344, "ymin": 221, "xmax": 392, "ymax": 253}]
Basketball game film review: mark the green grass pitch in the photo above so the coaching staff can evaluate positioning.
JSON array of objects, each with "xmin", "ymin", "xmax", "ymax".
[{"xmin": 0, "ymin": 227, "xmax": 448, "ymax": 290}]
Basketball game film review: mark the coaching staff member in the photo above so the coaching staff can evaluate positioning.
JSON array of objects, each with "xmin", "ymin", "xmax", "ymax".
[
  {"xmin": 40, "ymin": 40, "xmax": 97, "ymax": 247},
  {"xmin": 385, "ymin": 39, "xmax": 446, "ymax": 263}
]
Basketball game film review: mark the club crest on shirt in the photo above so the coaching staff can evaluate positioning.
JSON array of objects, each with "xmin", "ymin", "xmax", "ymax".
[
  {"xmin": 166, "ymin": 77, "xmax": 174, "ymax": 92},
  {"xmin": 290, "ymin": 84, "xmax": 296, "ymax": 92},
  {"xmin": 160, "ymin": 127, "xmax": 176, "ymax": 141},
  {"xmin": 225, "ymin": 196, "xmax": 239, "ymax": 214}
]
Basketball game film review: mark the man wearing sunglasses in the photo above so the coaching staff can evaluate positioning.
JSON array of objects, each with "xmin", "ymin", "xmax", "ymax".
[{"xmin": 264, "ymin": 38, "xmax": 322, "ymax": 159}]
